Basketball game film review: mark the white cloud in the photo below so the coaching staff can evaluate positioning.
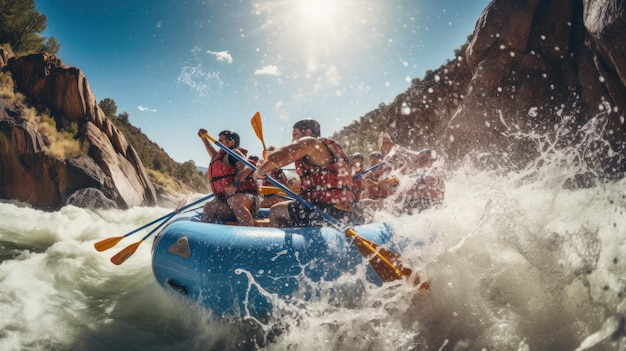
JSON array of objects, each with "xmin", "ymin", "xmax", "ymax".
[
  {"xmin": 177, "ymin": 64, "xmax": 226, "ymax": 97},
  {"xmin": 255, "ymin": 65, "xmax": 281, "ymax": 76},
  {"xmin": 207, "ymin": 50, "xmax": 233, "ymax": 64},
  {"xmin": 137, "ymin": 106, "xmax": 157, "ymax": 112}
]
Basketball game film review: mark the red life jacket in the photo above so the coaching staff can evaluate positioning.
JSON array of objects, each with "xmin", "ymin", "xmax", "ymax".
[
  {"xmin": 295, "ymin": 138, "xmax": 354, "ymax": 206},
  {"xmin": 366, "ymin": 182, "xmax": 392, "ymax": 199},
  {"xmin": 364, "ymin": 165, "xmax": 395, "ymax": 200},
  {"xmin": 208, "ymin": 147, "xmax": 258, "ymax": 197},
  {"xmin": 352, "ymin": 168, "xmax": 365, "ymax": 201}
]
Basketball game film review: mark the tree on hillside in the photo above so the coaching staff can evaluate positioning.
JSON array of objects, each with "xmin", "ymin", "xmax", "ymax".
[
  {"xmin": 100, "ymin": 98, "xmax": 208, "ymax": 193},
  {"xmin": 0, "ymin": 0, "xmax": 60, "ymax": 55},
  {"xmin": 42, "ymin": 36, "xmax": 60, "ymax": 54},
  {"xmin": 98, "ymin": 98, "xmax": 118, "ymax": 117},
  {"xmin": 454, "ymin": 34, "xmax": 473, "ymax": 58}
]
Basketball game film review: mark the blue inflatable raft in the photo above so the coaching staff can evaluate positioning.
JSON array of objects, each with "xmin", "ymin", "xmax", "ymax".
[{"xmin": 151, "ymin": 209, "xmax": 396, "ymax": 319}]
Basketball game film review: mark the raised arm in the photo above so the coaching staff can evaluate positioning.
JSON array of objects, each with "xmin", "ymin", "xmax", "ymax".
[
  {"xmin": 253, "ymin": 137, "xmax": 330, "ymax": 180},
  {"xmin": 198, "ymin": 128, "xmax": 218, "ymax": 158}
]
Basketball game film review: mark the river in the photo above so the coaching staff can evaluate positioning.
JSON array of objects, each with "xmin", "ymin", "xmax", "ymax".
[{"xmin": 1, "ymin": 154, "xmax": 625, "ymax": 350}]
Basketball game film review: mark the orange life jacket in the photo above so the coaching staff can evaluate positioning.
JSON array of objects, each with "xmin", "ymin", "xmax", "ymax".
[
  {"xmin": 208, "ymin": 147, "xmax": 257, "ymax": 197},
  {"xmin": 295, "ymin": 138, "xmax": 354, "ymax": 206}
]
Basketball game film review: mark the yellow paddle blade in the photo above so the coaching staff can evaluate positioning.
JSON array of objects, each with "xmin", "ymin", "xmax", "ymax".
[
  {"xmin": 110, "ymin": 241, "xmax": 142, "ymax": 265},
  {"xmin": 346, "ymin": 228, "xmax": 427, "ymax": 289},
  {"xmin": 258, "ymin": 185, "xmax": 301, "ymax": 196},
  {"xmin": 93, "ymin": 236, "xmax": 124, "ymax": 252},
  {"xmin": 250, "ymin": 111, "xmax": 267, "ymax": 152},
  {"xmin": 258, "ymin": 186, "xmax": 283, "ymax": 196}
]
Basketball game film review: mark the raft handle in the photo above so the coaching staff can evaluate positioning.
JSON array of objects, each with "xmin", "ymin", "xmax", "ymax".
[{"xmin": 166, "ymin": 279, "xmax": 188, "ymax": 295}]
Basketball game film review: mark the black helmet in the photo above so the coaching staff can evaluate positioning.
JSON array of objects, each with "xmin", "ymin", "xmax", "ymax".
[
  {"xmin": 218, "ymin": 130, "xmax": 240, "ymax": 147},
  {"xmin": 368, "ymin": 151, "xmax": 383, "ymax": 159},
  {"xmin": 351, "ymin": 152, "xmax": 364, "ymax": 162},
  {"xmin": 293, "ymin": 118, "xmax": 320, "ymax": 137}
]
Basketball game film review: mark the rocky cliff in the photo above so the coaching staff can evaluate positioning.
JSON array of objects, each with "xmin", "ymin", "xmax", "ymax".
[
  {"xmin": 336, "ymin": 0, "xmax": 626, "ymax": 182},
  {"xmin": 0, "ymin": 48, "xmax": 157, "ymax": 210}
]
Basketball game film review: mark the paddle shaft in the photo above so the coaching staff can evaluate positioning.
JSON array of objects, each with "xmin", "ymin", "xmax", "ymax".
[
  {"xmin": 109, "ymin": 195, "xmax": 215, "ymax": 266},
  {"xmin": 121, "ymin": 213, "xmax": 173, "ymax": 239},
  {"xmin": 126, "ymin": 193, "xmax": 214, "ymax": 237},
  {"xmin": 353, "ymin": 163, "xmax": 384, "ymax": 180},
  {"xmin": 110, "ymin": 213, "xmax": 176, "ymax": 265},
  {"xmin": 96, "ymin": 193, "xmax": 214, "ymax": 253},
  {"xmin": 135, "ymin": 193, "xmax": 214, "ymax": 239},
  {"xmin": 140, "ymin": 212, "xmax": 175, "ymax": 241}
]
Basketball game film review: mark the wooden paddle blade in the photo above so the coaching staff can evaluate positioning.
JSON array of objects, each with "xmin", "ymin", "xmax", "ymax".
[
  {"xmin": 110, "ymin": 241, "xmax": 142, "ymax": 265},
  {"xmin": 349, "ymin": 233, "xmax": 404, "ymax": 282},
  {"xmin": 259, "ymin": 186, "xmax": 282, "ymax": 196},
  {"xmin": 94, "ymin": 236, "xmax": 124, "ymax": 252},
  {"xmin": 250, "ymin": 111, "xmax": 263, "ymax": 139},
  {"xmin": 373, "ymin": 244, "xmax": 428, "ymax": 290},
  {"xmin": 346, "ymin": 228, "xmax": 427, "ymax": 288},
  {"xmin": 250, "ymin": 111, "xmax": 267, "ymax": 151},
  {"xmin": 258, "ymin": 185, "xmax": 301, "ymax": 196}
]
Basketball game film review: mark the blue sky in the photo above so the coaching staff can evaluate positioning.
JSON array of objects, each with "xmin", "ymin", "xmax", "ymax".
[{"xmin": 35, "ymin": 0, "xmax": 491, "ymax": 166}]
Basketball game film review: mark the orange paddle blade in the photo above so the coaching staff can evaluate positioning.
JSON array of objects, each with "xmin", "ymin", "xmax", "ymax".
[
  {"xmin": 250, "ymin": 111, "xmax": 267, "ymax": 152},
  {"xmin": 258, "ymin": 185, "xmax": 300, "ymax": 196},
  {"xmin": 258, "ymin": 186, "xmax": 284, "ymax": 196},
  {"xmin": 346, "ymin": 229, "xmax": 428, "ymax": 290},
  {"xmin": 110, "ymin": 241, "xmax": 142, "ymax": 265},
  {"xmin": 94, "ymin": 236, "xmax": 124, "ymax": 252}
]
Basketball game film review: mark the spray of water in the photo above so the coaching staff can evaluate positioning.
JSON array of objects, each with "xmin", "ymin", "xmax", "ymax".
[{"xmin": 0, "ymin": 112, "xmax": 625, "ymax": 350}]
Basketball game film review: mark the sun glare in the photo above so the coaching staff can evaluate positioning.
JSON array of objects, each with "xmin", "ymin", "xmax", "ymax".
[
  {"xmin": 256, "ymin": 0, "xmax": 373, "ymax": 78},
  {"xmin": 294, "ymin": 0, "xmax": 338, "ymax": 30}
]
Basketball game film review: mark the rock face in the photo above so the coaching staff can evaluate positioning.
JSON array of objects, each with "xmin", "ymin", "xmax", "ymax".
[
  {"xmin": 338, "ymin": 0, "xmax": 626, "ymax": 180},
  {"xmin": 0, "ymin": 48, "xmax": 157, "ymax": 210}
]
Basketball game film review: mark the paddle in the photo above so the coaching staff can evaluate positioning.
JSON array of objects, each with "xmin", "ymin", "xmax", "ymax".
[
  {"xmin": 201, "ymin": 130, "xmax": 423, "ymax": 286},
  {"xmin": 107, "ymin": 194, "xmax": 215, "ymax": 265},
  {"xmin": 250, "ymin": 111, "xmax": 268, "ymax": 158},
  {"xmin": 353, "ymin": 163, "xmax": 385, "ymax": 180},
  {"xmin": 94, "ymin": 214, "xmax": 170, "ymax": 252},
  {"xmin": 110, "ymin": 212, "xmax": 175, "ymax": 265},
  {"xmin": 94, "ymin": 193, "xmax": 214, "ymax": 252},
  {"xmin": 259, "ymin": 185, "xmax": 300, "ymax": 196}
]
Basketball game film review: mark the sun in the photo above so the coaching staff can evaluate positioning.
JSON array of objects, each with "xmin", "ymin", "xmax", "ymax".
[
  {"xmin": 293, "ymin": 0, "xmax": 338, "ymax": 31},
  {"xmin": 254, "ymin": 0, "xmax": 373, "ymax": 76},
  {"xmin": 287, "ymin": 0, "xmax": 355, "ymax": 57}
]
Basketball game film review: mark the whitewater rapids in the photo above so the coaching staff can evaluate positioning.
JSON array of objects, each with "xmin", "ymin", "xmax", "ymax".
[{"xmin": 0, "ymin": 160, "xmax": 625, "ymax": 350}]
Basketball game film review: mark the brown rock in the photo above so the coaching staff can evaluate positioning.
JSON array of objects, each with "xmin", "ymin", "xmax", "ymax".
[
  {"xmin": 336, "ymin": 0, "xmax": 626, "ymax": 181},
  {"xmin": 0, "ymin": 51, "xmax": 157, "ymax": 210}
]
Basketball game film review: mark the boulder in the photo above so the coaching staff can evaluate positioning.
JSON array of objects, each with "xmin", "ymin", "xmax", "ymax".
[
  {"xmin": 0, "ymin": 51, "xmax": 157, "ymax": 210},
  {"xmin": 65, "ymin": 188, "xmax": 118, "ymax": 209},
  {"xmin": 337, "ymin": 0, "xmax": 626, "ymax": 180}
]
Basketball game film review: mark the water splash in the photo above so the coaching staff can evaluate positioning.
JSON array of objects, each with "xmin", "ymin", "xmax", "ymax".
[{"xmin": 1, "ymin": 113, "xmax": 625, "ymax": 349}]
